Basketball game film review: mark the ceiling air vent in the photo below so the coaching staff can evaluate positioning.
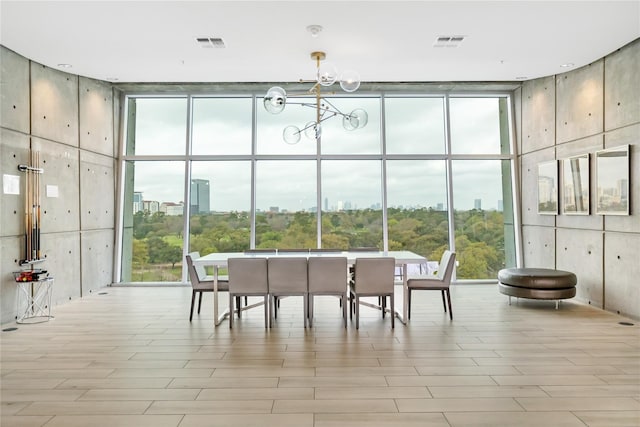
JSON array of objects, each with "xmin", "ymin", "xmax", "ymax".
[
  {"xmin": 196, "ymin": 37, "xmax": 226, "ymax": 48},
  {"xmin": 434, "ymin": 35, "xmax": 466, "ymax": 48}
]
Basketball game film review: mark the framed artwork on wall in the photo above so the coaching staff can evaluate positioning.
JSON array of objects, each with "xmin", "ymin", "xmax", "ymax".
[
  {"xmin": 596, "ymin": 145, "xmax": 630, "ymax": 215},
  {"xmin": 562, "ymin": 154, "xmax": 590, "ymax": 215},
  {"xmin": 538, "ymin": 160, "xmax": 558, "ymax": 215}
]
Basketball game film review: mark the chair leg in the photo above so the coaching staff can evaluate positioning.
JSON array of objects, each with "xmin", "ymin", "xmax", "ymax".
[
  {"xmin": 308, "ymin": 295, "xmax": 314, "ymax": 328},
  {"xmin": 355, "ymin": 296, "xmax": 360, "ymax": 330},
  {"xmin": 229, "ymin": 293, "xmax": 234, "ymax": 329},
  {"xmin": 446, "ymin": 289, "xmax": 452, "ymax": 320},
  {"xmin": 342, "ymin": 295, "xmax": 347, "ymax": 328},
  {"xmin": 303, "ymin": 294, "xmax": 309, "ymax": 328},
  {"xmin": 407, "ymin": 289, "xmax": 412, "ymax": 319},
  {"xmin": 189, "ymin": 290, "xmax": 196, "ymax": 321},
  {"xmin": 390, "ymin": 293, "xmax": 395, "ymax": 329},
  {"xmin": 349, "ymin": 292, "xmax": 353, "ymax": 320},
  {"xmin": 265, "ymin": 295, "xmax": 270, "ymax": 328},
  {"xmin": 441, "ymin": 290, "xmax": 447, "ymax": 313},
  {"xmin": 198, "ymin": 291, "xmax": 203, "ymax": 314},
  {"xmin": 381, "ymin": 296, "xmax": 386, "ymax": 318},
  {"xmin": 235, "ymin": 297, "xmax": 241, "ymax": 317}
]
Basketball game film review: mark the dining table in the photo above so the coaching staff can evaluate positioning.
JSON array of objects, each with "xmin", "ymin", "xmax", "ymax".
[{"xmin": 193, "ymin": 250, "xmax": 427, "ymax": 326}]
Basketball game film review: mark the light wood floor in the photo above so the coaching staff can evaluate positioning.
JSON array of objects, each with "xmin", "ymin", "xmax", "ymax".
[{"xmin": 1, "ymin": 284, "xmax": 639, "ymax": 427}]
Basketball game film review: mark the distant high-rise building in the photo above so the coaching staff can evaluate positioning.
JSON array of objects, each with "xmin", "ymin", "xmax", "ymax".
[
  {"xmin": 324, "ymin": 197, "xmax": 328, "ymax": 211},
  {"xmin": 474, "ymin": 199, "xmax": 482, "ymax": 210},
  {"xmin": 190, "ymin": 179, "xmax": 210, "ymax": 214},
  {"xmin": 498, "ymin": 200, "xmax": 504, "ymax": 211},
  {"xmin": 142, "ymin": 200, "xmax": 160, "ymax": 214},
  {"xmin": 133, "ymin": 192, "xmax": 143, "ymax": 214},
  {"xmin": 436, "ymin": 203, "xmax": 444, "ymax": 211}
]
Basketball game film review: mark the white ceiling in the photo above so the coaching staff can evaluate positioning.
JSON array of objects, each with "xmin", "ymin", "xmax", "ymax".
[{"xmin": 1, "ymin": 1, "xmax": 639, "ymax": 84}]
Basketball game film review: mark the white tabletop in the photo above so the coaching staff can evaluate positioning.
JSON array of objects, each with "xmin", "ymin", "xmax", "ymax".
[{"xmin": 194, "ymin": 250, "xmax": 426, "ymax": 266}]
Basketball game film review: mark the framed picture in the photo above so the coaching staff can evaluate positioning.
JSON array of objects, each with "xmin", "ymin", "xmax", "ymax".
[
  {"xmin": 596, "ymin": 145, "xmax": 630, "ymax": 215},
  {"xmin": 562, "ymin": 154, "xmax": 590, "ymax": 215},
  {"xmin": 538, "ymin": 160, "xmax": 558, "ymax": 215}
]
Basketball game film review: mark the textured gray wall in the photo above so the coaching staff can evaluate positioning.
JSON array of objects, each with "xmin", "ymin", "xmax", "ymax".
[
  {"xmin": 517, "ymin": 39, "xmax": 640, "ymax": 319},
  {"xmin": 0, "ymin": 46, "xmax": 117, "ymax": 324}
]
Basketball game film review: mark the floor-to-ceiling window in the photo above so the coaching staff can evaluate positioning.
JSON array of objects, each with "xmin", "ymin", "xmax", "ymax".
[{"xmin": 117, "ymin": 89, "xmax": 517, "ymax": 284}]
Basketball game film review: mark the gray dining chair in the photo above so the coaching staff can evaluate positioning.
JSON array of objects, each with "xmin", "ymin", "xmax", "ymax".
[
  {"xmin": 407, "ymin": 250, "xmax": 456, "ymax": 320},
  {"xmin": 308, "ymin": 256, "xmax": 348, "ymax": 328},
  {"xmin": 227, "ymin": 257, "xmax": 269, "ymax": 328},
  {"xmin": 267, "ymin": 257, "xmax": 309, "ymax": 327},
  {"xmin": 349, "ymin": 257, "xmax": 396, "ymax": 329},
  {"xmin": 185, "ymin": 252, "xmax": 229, "ymax": 322}
]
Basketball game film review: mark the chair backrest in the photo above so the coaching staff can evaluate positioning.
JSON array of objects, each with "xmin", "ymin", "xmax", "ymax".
[
  {"xmin": 277, "ymin": 249, "xmax": 310, "ymax": 254},
  {"xmin": 186, "ymin": 252, "xmax": 213, "ymax": 291},
  {"xmin": 436, "ymin": 250, "xmax": 456, "ymax": 283},
  {"xmin": 228, "ymin": 257, "xmax": 269, "ymax": 293},
  {"xmin": 354, "ymin": 257, "xmax": 395, "ymax": 293},
  {"xmin": 308, "ymin": 257, "xmax": 348, "ymax": 293},
  {"xmin": 267, "ymin": 257, "xmax": 308, "ymax": 293}
]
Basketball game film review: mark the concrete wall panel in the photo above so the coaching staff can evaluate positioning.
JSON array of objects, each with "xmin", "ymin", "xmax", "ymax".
[
  {"xmin": 556, "ymin": 61, "xmax": 604, "ymax": 144},
  {"xmin": 81, "ymin": 229, "xmax": 114, "ymax": 294},
  {"xmin": 520, "ymin": 147, "xmax": 556, "ymax": 226},
  {"xmin": 80, "ymin": 77, "xmax": 114, "ymax": 156},
  {"xmin": 31, "ymin": 138, "xmax": 80, "ymax": 233},
  {"xmin": 40, "ymin": 231, "xmax": 81, "ymax": 305},
  {"xmin": 1, "ymin": 47, "xmax": 30, "ymax": 133},
  {"xmin": 556, "ymin": 228, "xmax": 603, "ymax": 308},
  {"xmin": 521, "ymin": 225, "xmax": 555, "ymax": 268},
  {"xmin": 1, "ymin": 236, "xmax": 24, "ymax": 324},
  {"xmin": 80, "ymin": 151, "xmax": 115, "ymax": 230},
  {"xmin": 555, "ymin": 135, "xmax": 603, "ymax": 230},
  {"xmin": 603, "ymin": 125, "xmax": 639, "ymax": 233},
  {"xmin": 513, "ymin": 86, "xmax": 523, "ymax": 156},
  {"xmin": 31, "ymin": 63, "xmax": 79, "ymax": 147},
  {"xmin": 604, "ymin": 232, "xmax": 640, "ymax": 318},
  {"xmin": 604, "ymin": 39, "xmax": 640, "ymax": 131},
  {"xmin": 0, "ymin": 130, "xmax": 30, "ymax": 237},
  {"xmin": 521, "ymin": 76, "xmax": 555, "ymax": 154}
]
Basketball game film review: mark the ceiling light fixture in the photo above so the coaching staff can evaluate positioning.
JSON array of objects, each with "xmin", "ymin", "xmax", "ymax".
[
  {"xmin": 263, "ymin": 51, "xmax": 367, "ymax": 145},
  {"xmin": 560, "ymin": 63, "xmax": 575, "ymax": 68},
  {"xmin": 57, "ymin": 63, "xmax": 72, "ymax": 68}
]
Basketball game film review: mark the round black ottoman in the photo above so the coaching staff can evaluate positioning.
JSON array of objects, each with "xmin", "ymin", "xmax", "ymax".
[{"xmin": 498, "ymin": 268, "xmax": 577, "ymax": 307}]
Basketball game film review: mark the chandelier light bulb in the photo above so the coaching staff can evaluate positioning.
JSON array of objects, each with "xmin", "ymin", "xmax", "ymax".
[
  {"xmin": 263, "ymin": 86, "xmax": 287, "ymax": 114},
  {"xmin": 340, "ymin": 69, "xmax": 361, "ymax": 92},
  {"xmin": 304, "ymin": 122, "xmax": 321, "ymax": 140},
  {"xmin": 283, "ymin": 126, "xmax": 301, "ymax": 144},
  {"xmin": 317, "ymin": 62, "xmax": 338, "ymax": 86}
]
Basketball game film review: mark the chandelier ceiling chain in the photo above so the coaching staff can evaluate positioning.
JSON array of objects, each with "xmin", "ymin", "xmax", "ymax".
[{"xmin": 263, "ymin": 51, "xmax": 368, "ymax": 144}]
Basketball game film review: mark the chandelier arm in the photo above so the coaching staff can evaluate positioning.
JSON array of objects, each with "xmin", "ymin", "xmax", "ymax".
[{"xmin": 321, "ymin": 98, "xmax": 348, "ymax": 117}]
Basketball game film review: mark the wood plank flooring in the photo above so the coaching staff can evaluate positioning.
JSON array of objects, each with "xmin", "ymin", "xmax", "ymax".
[{"xmin": 1, "ymin": 285, "xmax": 639, "ymax": 427}]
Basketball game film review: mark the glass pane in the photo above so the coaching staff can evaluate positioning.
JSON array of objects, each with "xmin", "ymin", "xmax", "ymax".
[
  {"xmin": 256, "ymin": 96, "xmax": 317, "ymax": 155},
  {"xmin": 386, "ymin": 160, "xmax": 449, "ymax": 261},
  {"xmin": 255, "ymin": 160, "xmax": 317, "ymax": 248},
  {"xmin": 121, "ymin": 160, "xmax": 185, "ymax": 282},
  {"xmin": 449, "ymin": 97, "xmax": 502, "ymax": 154},
  {"xmin": 189, "ymin": 161, "xmax": 251, "ymax": 254},
  {"xmin": 321, "ymin": 97, "xmax": 381, "ymax": 154},
  {"xmin": 321, "ymin": 160, "xmax": 382, "ymax": 249},
  {"xmin": 127, "ymin": 98, "xmax": 187, "ymax": 155},
  {"xmin": 385, "ymin": 97, "xmax": 445, "ymax": 154},
  {"xmin": 451, "ymin": 160, "xmax": 513, "ymax": 280},
  {"xmin": 192, "ymin": 98, "xmax": 252, "ymax": 155}
]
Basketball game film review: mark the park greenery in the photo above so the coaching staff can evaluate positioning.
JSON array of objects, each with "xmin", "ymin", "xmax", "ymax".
[{"xmin": 130, "ymin": 207, "xmax": 506, "ymax": 281}]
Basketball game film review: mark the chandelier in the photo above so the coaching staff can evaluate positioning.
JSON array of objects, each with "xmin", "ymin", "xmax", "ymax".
[{"xmin": 263, "ymin": 51, "xmax": 368, "ymax": 144}]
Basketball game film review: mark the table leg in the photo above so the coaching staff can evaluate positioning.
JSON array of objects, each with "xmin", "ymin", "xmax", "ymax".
[{"xmin": 213, "ymin": 266, "xmax": 220, "ymax": 326}]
